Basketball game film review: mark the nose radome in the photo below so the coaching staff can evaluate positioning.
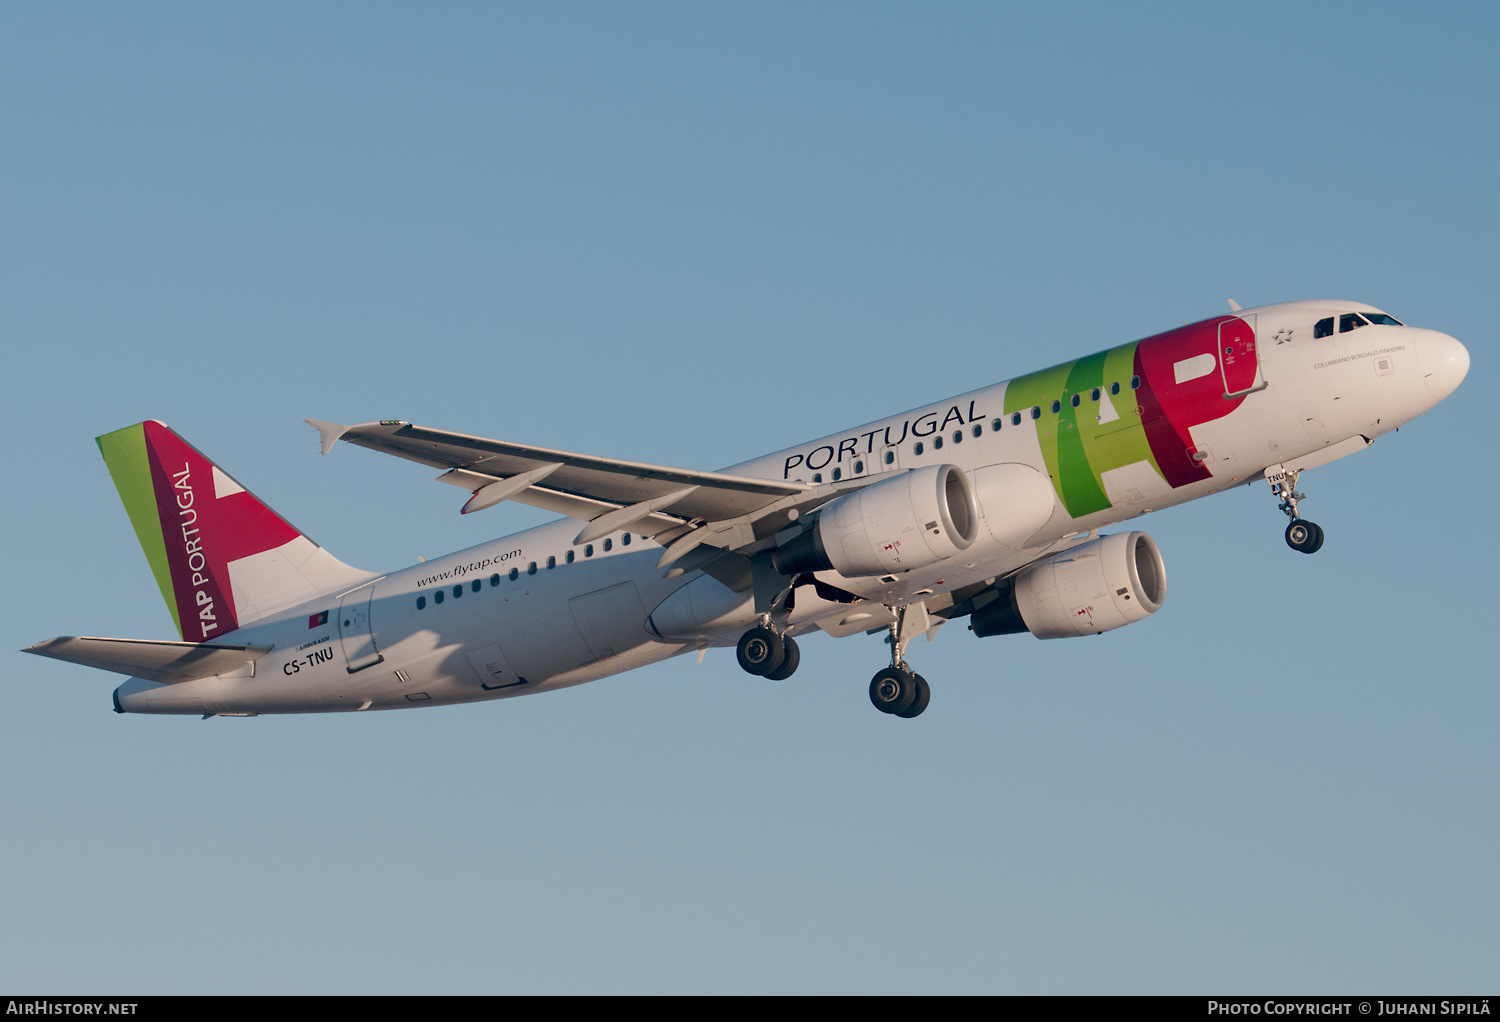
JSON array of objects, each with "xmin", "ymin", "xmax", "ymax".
[{"xmin": 1417, "ymin": 330, "xmax": 1470, "ymax": 404}]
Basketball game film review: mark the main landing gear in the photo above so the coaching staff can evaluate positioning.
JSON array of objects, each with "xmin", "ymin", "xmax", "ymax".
[
  {"xmin": 735, "ymin": 621, "xmax": 801, "ymax": 681},
  {"xmin": 868, "ymin": 606, "xmax": 930, "ymax": 718},
  {"xmin": 1268, "ymin": 466, "xmax": 1325, "ymax": 554},
  {"xmin": 733, "ymin": 597, "xmax": 930, "ymax": 719}
]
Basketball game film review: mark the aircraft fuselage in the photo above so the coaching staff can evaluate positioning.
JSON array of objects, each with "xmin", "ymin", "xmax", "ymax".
[{"xmin": 110, "ymin": 300, "xmax": 1469, "ymax": 715}]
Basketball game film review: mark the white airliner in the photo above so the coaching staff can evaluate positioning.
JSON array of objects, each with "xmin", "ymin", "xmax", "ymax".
[{"xmin": 27, "ymin": 300, "xmax": 1469, "ymax": 719}]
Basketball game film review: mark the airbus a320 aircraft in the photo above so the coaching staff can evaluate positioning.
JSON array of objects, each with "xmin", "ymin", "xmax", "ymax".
[{"xmin": 27, "ymin": 300, "xmax": 1469, "ymax": 719}]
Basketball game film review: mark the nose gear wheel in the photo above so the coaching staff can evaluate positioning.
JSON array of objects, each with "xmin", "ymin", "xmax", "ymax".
[
  {"xmin": 1285, "ymin": 519, "xmax": 1324, "ymax": 554},
  {"xmin": 1267, "ymin": 467, "xmax": 1325, "ymax": 554}
]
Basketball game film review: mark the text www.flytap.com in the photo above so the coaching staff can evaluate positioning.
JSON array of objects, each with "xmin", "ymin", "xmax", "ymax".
[{"xmin": 415, "ymin": 550, "xmax": 522, "ymax": 588}]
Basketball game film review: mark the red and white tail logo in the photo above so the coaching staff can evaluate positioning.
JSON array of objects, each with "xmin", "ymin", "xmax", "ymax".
[{"xmin": 100, "ymin": 421, "xmax": 373, "ymax": 639}]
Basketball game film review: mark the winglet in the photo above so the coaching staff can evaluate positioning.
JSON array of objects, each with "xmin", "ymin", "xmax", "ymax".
[
  {"xmin": 1228, "ymin": 299, "xmax": 1243, "ymax": 312},
  {"xmin": 305, "ymin": 419, "xmax": 348, "ymax": 456}
]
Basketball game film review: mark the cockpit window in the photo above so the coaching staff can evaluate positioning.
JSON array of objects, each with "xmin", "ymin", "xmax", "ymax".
[
  {"xmin": 1314, "ymin": 317, "xmax": 1334, "ymax": 338},
  {"xmin": 1364, "ymin": 312, "xmax": 1404, "ymax": 326},
  {"xmin": 1339, "ymin": 313, "xmax": 1370, "ymax": 333}
]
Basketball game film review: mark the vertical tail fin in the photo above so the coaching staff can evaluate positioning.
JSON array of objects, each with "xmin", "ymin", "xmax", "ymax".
[{"xmin": 97, "ymin": 421, "xmax": 374, "ymax": 639}]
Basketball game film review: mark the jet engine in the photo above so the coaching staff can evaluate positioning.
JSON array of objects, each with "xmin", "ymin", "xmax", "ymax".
[
  {"xmin": 772, "ymin": 464, "xmax": 979, "ymax": 578},
  {"xmin": 970, "ymin": 531, "xmax": 1166, "ymax": 639}
]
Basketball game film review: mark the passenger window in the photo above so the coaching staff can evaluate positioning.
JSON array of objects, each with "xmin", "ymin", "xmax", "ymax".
[
  {"xmin": 604, "ymin": 538, "xmax": 613, "ymax": 552},
  {"xmin": 812, "ymin": 472, "xmax": 822, "ymax": 483},
  {"xmin": 991, "ymin": 419, "xmax": 1001, "ymax": 432},
  {"xmin": 1070, "ymin": 394, "xmax": 1081, "ymax": 408},
  {"xmin": 1314, "ymin": 317, "xmax": 1334, "ymax": 338},
  {"xmin": 489, "ymin": 573, "xmax": 500, "ymax": 586},
  {"xmin": 914, "ymin": 442, "xmax": 924, "ymax": 455},
  {"xmin": 584, "ymin": 545, "xmax": 593, "ymax": 558},
  {"xmin": 509, "ymin": 567, "xmax": 519, "ymax": 580},
  {"xmin": 1090, "ymin": 387, "xmax": 1100, "ymax": 401},
  {"xmin": 1130, "ymin": 376, "xmax": 1140, "ymax": 389},
  {"xmin": 566, "ymin": 550, "xmax": 575, "ymax": 563},
  {"xmin": 933, "ymin": 435, "xmax": 944, "ymax": 450},
  {"xmin": 1110, "ymin": 382, "xmax": 1120, "ymax": 396},
  {"xmin": 416, "ymin": 596, "xmax": 426, "ymax": 610},
  {"xmin": 832, "ymin": 467, "xmax": 842, "ymax": 480},
  {"xmin": 854, "ymin": 460, "xmax": 864, "ymax": 473},
  {"xmin": 1031, "ymin": 406, "xmax": 1041, "ymax": 419},
  {"xmin": 1012, "ymin": 412, "xmax": 1022, "ymax": 426},
  {"xmin": 884, "ymin": 451, "xmax": 895, "ymax": 464},
  {"xmin": 1051, "ymin": 400, "xmax": 1061, "ymax": 414},
  {"xmin": 453, "ymin": 585, "xmax": 462, "ymax": 599},
  {"xmin": 972, "ymin": 424, "xmax": 982, "ymax": 438},
  {"xmin": 621, "ymin": 533, "xmax": 631, "ymax": 546},
  {"xmin": 471, "ymin": 579, "xmax": 481, "ymax": 593},
  {"xmin": 952, "ymin": 430, "xmax": 962, "ymax": 443},
  {"xmin": 1340, "ymin": 313, "xmax": 1369, "ymax": 333},
  {"xmin": 527, "ymin": 562, "xmax": 537, "ymax": 575},
  {"xmin": 434, "ymin": 590, "xmax": 444, "ymax": 604},
  {"xmin": 547, "ymin": 555, "xmax": 556, "ymax": 569}
]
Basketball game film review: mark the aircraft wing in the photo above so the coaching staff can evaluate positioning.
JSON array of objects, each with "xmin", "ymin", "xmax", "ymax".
[
  {"xmin": 24, "ymin": 637, "xmax": 274, "ymax": 684},
  {"xmin": 310, "ymin": 419, "xmax": 857, "ymax": 568}
]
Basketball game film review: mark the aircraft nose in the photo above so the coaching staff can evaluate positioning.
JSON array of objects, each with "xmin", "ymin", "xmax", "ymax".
[{"xmin": 1417, "ymin": 330, "xmax": 1470, "ymax": 404}]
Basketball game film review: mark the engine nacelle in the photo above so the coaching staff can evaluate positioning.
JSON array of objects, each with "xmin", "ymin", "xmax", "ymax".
[
  {"xmin": 971, "ymin": 531, "xmax": 1166, "ymax": 639},
  {"xmin": 772, "ymin": 464, "xmax": 979, "ymax": 578}
]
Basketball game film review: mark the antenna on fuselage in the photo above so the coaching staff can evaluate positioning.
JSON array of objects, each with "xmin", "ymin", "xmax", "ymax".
[{"xmin": 1228, "ymin": 299, "xmax": 1243, "ymax": 312}]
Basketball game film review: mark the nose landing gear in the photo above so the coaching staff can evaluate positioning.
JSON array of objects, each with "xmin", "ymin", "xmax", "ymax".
[{"xmin": 1268, "ymin": 466, "xmax": 1326, "ymax": 554}]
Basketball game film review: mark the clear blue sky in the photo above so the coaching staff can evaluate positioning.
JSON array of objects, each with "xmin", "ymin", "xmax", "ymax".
[{"xmin": 2, "ymin": 2, "xmax": 1494, "ymax": 993}]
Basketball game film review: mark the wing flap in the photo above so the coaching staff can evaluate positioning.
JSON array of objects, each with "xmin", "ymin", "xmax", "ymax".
[{"xmin": 24, "ymin": 636, "xmax": 274, "ymax": 684}]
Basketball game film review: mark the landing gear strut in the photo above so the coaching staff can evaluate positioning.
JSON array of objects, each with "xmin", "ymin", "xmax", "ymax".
[
  {"xmin": 868, "ymin": 606, "xmax": 930, "ymax": 718},
  {"xmin": 1268, "ymin": 467, "xmax": 1325, "ymax": 554}
]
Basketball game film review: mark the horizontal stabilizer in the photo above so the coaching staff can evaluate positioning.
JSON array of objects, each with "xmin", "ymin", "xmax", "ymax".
[{"xmin": 24, "ymin": 636, "xmax": 273, "ymax": 684}]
